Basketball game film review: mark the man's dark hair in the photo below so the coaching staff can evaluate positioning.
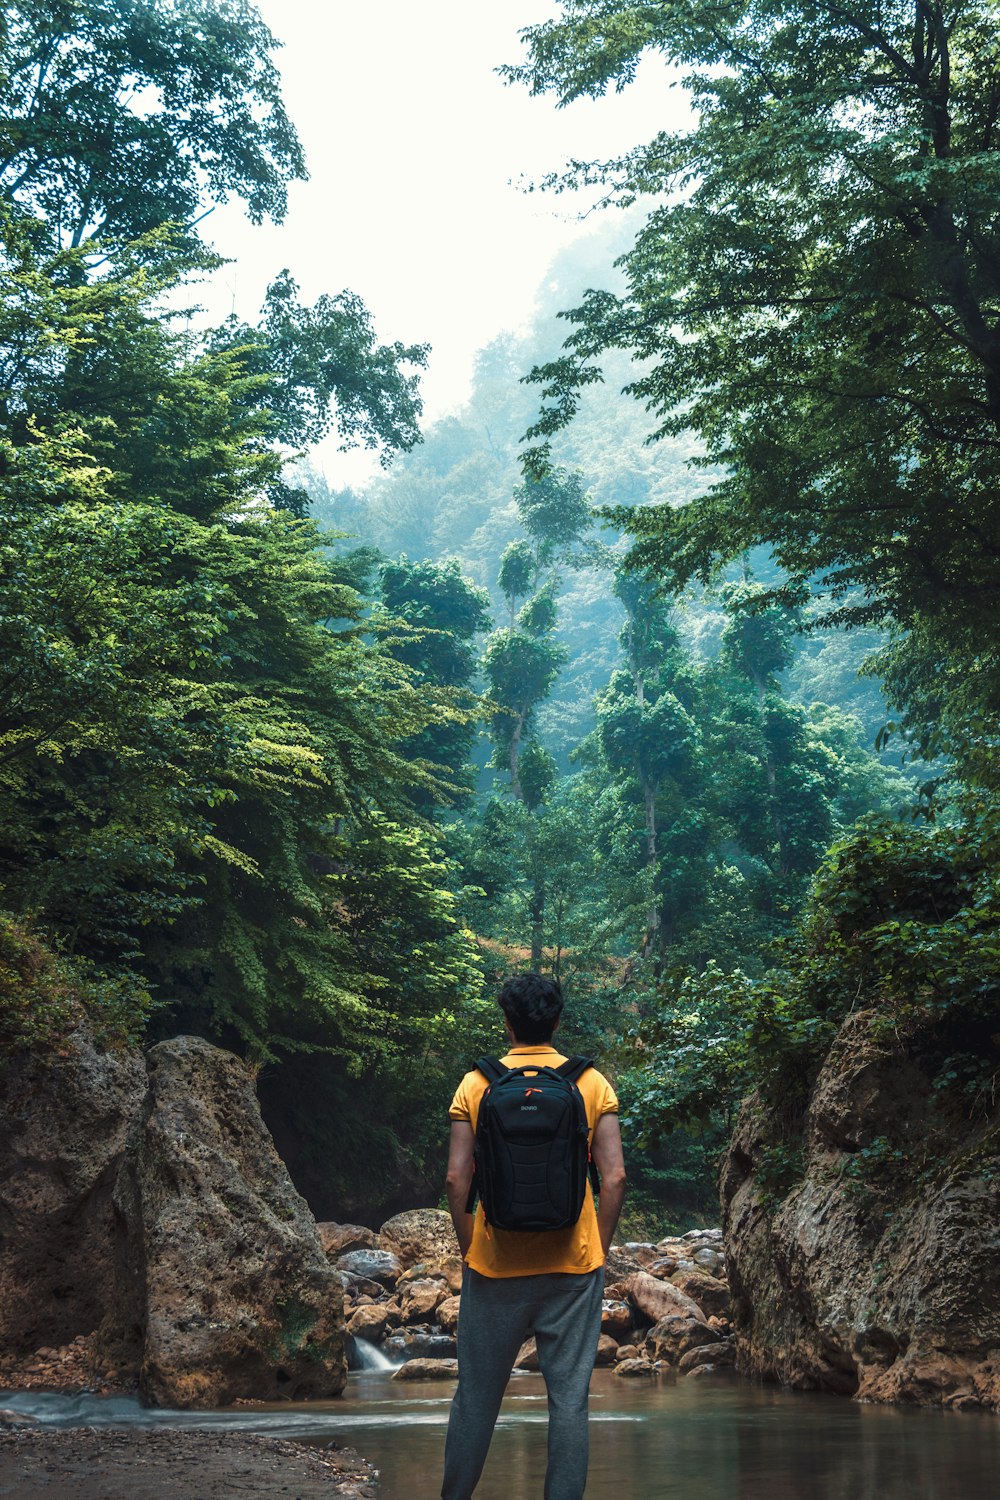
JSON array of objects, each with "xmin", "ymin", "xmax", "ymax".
[{"xmin": 499, "ymin": 972, "xmax": 564, "ymax": 1044}]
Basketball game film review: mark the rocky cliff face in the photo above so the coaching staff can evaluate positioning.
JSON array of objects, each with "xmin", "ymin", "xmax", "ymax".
[
  {"xmin": 0, "ymin": 1026, "xmax": 145, "ymax": 1352},
  {"xmin": 114, "ymin": 1037, "xmax": 346, "ymax": 1408},
  {"xmin": 721, "ymin": 1008, "xmax": 1000, "ymax": 1411},
  {"xmin": 0, "ymin": 1031, "xmax": 346, "ymax": 1407}
]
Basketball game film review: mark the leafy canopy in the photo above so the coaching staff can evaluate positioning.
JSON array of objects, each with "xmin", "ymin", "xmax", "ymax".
[
  {"xmin": 507, "ymin": 1, "xmax": 1000, "ymax": 764},
  {"xmin": 1, "ymin": 0, "xmax": 305, "ymax": 247}
]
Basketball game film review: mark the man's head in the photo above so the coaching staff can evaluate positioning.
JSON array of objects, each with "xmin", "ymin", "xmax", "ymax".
[{"xmin": 498, "ymin": 972, "xmax": 564, "ymax": 1045}]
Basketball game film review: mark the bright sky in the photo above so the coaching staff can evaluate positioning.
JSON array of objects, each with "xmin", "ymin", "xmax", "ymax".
[{"xmin": 202, "ymin": 1, "xmax": 688, "ymax": 486}]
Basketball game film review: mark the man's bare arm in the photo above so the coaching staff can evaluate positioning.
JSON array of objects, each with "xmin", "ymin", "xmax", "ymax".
[
  {"xmin": 591, "ymin": 1112, "xmax": 627, "ymax": 1258},
  {"xmin": 445, "ymin": 1120, "xmax": 476, "ymax": 1260}
]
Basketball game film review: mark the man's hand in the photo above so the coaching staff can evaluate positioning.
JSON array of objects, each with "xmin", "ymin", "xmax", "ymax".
[
  {"xmin": 591, "ymin": 1112, "xmax": 627, "ymax": 1260},
  {"xmin": 445, "ymin": 1120, "xmax": 476, "ymax": 1260}
]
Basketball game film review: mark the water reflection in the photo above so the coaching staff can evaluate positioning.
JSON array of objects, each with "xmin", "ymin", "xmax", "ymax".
[
  {"xmin": 337, "ymin": 1371, "xmax": 1000, "ymax": 1500},
  {"xmin": 4, "ymin": 1370, "xmax": 999, "ymax": 1499}
]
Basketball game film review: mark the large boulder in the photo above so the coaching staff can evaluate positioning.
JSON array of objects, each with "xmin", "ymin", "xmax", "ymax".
[
  {"xmin": 379, "ymin": 1209, "xmax": 456, "ymax": 1269},
  {"xmin": 335, "ymin": 1249, "xmax": 403, "ymax": 1288},
  {"xmin": 721, "ymin": 1009, "xmax": 1000, "ymax": 1411},
  {"xmin": 399, "ymin": 1278, "xmax": 446, "ymax": 1324},
  {"xmin": 624, "ymin": 1271, "xmax": 708, "ymax": 1328},
  {"xmin": 316, "ymin": 1222, "xmax": 378, "ymax": 1258},
  {"xmin": 646, "ymin": 1316, "xmax": 719, "ymax": 1364},
  {"xmin": 113, "ymin": 1036, "xmax": 346, "ymax": 1408},
  {"xmin": 671, "ymin": 1271, "xmax": 731, "ymax": 1319},
  {"xmin": 0, "ymin": 1025, "xmax": 145, "ymax": 1352}
]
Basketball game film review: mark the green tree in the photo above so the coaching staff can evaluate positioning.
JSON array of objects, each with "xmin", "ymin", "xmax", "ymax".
[
  {"xmin": 1, "ymin": 0, "xmax": 304, "ymax": 247},
  {"xmin": 377, "ymin": 556, "xmax": 491, "ymax": 809},
  {"xmin": 507, "ymin": 1, "xmax": 1000, "ymax": 771},
  {"xmin": 0, "ymin": 224, "xmax": 474, "ymax": 1066},
  {"xmin": 212, "ymin": 271, "xmax": 428, "ymax": 513}
]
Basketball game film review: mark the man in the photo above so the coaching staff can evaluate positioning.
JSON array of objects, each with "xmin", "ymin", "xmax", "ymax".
[{"xmin": 442, "ymin": 972, "xmax": 627, "ymax": 1500}]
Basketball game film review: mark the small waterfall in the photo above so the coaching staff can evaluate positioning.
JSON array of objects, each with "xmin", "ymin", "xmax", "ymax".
[{"xmin": 351, "ymin": 1337, "xmax": 396, "ymax": 1372}]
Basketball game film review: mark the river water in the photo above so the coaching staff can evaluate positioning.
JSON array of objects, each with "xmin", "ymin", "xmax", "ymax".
[{"xmin": 6, "ymin": 1368, "xmax": 1000, "ymax": 1499}]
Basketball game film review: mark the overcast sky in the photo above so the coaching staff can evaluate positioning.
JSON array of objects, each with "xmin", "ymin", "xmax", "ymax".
[{"xmin": 202, "ymin": 1, "xmax": 689, "ymax": 485}]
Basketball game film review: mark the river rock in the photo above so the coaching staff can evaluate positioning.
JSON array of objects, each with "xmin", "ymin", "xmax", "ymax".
[
  {"xmin": 515, "ymin": 1337, "xmax": 539, "ymax": 1371},
  {"xmin": 679, "ymin": 1341, "xmax": 735, "ymax": 1374},
  {"xmin": 392, "ymin": 1357, "xmax": 459, "ymax": 1381},
  {"xmin": 605, "ymin": 1244, "xmax": 652, "ymax": 1281},
  {"xmin": 721, "ymin": 1008, "xmax": 1000, "ymax": 1411},
  {"xmin": 379, "ymin": 1210, "xmax": 456, "ymax": 1269},
  {"xmin": 625, "ymin": 1272, "xmax": 708, "ymax": 1328},
  {"xmin": 594, "ymin": 1334, "xmax": 619, "ymax": 1367},
  {"xmin": 335, "ymin": 1249, "xmax": 403, "ymax": 1288},
  {"xmin": 615, "ymin": 1344, "xmax": 641, "ymax": 1360},
  {"xmin": 400, "ymin": 1278, "xmax": 446, "ymax": 1324},
  {"xmin": 347, "ymin": 1304, "xmax": 392, "ymax": 1343},
  {"xmin": 0, "ymin": 1410, "xmax": 38, "ymax": 1427},
  {"xmin": 621, "ymin": 1242, "xmax": 664, "ymax": 1269},
  {"xmin": 0, "ymin": 1024, "xmax": 145, "ymax": 1352},
  {"xmin": 113, "ymin": 1035, "xmax": 345, "ymax": 1407},
  {"xmin": 382, "ymin": 1328, "xmax": 457, "ymax": 1362},
  {"xmin": 317, "ymin": 1222, "xmax": 378, "ymax": 1257},
  {"xmin": 671, "ymin": 1271, "xmax": 730, "ymax": 1318},
  {"xmin": 437, "ymin": 1295, "xmax": 461, "ymax": 1334},
  {"xmin": 601, "ymin": 1299, "xmax": 633, "ymax": 1341},
  {"xmin": 614, "ymin": 1358, "xmax": 655, "ymax": 1377},
  {"xmin": 397, "ymin": 1258, "xmax": 463, "ymax": 1294},
  {"xmin": 646, "ymin": 1316, "xmax": 720, "ymax": 1364}
]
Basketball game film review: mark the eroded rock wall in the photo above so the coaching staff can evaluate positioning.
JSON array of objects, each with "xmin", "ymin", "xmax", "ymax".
[
  {"xmin": 114, "ymin": 1036, "xmax": 346, "ymax": 1407},
  {"xmin": 0, "ymin": 1027, "xmax": 145, "ymax": 1352},
  {"xmin": 721, "ymin": 1010, "xmax": 1000, "ymax": 1411}
]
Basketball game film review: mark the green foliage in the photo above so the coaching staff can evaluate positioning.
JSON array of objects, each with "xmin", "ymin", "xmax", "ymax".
[
  {"xmin": 0, "ymin": 911, "xmax": 149, "ymax": 1058},
  {"xmin": 211, "ymin": 270, "xmax": 428, "ymax": 498},
  {"xmin": 630, "ymin": 810, "xmax": 1000, "ymax": 1175},
  {"xmin": 375, "ymin": 556, "xmax": 491, "ymax": 810},
  {"xmin": 0, "ymin": 164, "xmax": 489, "ymax": 1076},
  {"xmin": 0, "ymin": 0, "xmax": 305, "ymax": 248},
  {"xmin": 498, "ymin": 540, "xmax": 535, "ymax": 621},
  {"xmin": 514, "ymin": 468, "xmax": 592, "ymax": 564},
  {"xmin": 508, "ymin": 0, "xmax": 1000, "ymax": 776}
]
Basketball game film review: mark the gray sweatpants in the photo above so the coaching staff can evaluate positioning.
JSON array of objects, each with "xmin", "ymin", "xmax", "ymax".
[{"xmin": 441, "ymin": 1266, "xmax": 604, "ymax": 1500}]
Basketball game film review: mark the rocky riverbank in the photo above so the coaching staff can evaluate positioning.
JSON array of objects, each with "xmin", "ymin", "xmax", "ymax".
[
  {"xmin": 0, "ymin": 1425, "xmax": 377, "ymax": 1498},
  {"xmin": 721, "ymin": 1008, "xmax": 1000, "ymax": 1412},
  {"xmin": 329, "ymin": 1209, "xmax": 734, "ymax": 1383},
  {"xmin": 0, "ymin": 1028, "xmax": 346, "ymax": 1409}
]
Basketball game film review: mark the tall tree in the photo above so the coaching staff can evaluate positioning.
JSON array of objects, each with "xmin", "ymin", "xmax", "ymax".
[
  {"xmin": 377, "ymin": 556, "xmax": 491, "ymax": 809},
  {"xmin": 507, "ymin": 1, "xmax": 1000, "ymax": 773},
  {"xmin": 0, "ymin": 0, "xmax": 305, "ymax": 247}
]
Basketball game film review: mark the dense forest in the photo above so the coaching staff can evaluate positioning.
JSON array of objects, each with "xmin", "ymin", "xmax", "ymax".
[{"xmin": 2, "ymin": 0, "xmax": 998, "ymax": 1237}]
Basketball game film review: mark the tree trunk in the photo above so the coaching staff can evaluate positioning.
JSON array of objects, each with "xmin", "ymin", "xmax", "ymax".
[
  {"xmin": 641, "ymin": 777, "xmax": 661, "ymax": 960},
  {"xmin": 529, "ymin": 883, "xmax": 544, "ymax": 970},
  {"xmin": 509, "ymin": 713, "xmax": 525, "ymax": 801},
  {"xmin": 751, "ymin": 673, "xmax": 789, "ymax": 878}
]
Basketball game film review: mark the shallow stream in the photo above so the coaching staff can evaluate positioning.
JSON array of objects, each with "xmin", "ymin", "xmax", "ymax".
[{"xmin": 6, "ymin": 1368, "xmax": 1000, "ymax": 1499}]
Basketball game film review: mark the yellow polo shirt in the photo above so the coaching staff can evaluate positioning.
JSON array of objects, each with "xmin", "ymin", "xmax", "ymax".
[{"xmin": 449, "ymin": 1044, "xmax": 618, "ymax": 1278}]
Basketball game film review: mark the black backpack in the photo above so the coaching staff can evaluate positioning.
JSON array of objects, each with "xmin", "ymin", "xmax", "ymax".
[{"xmin": 464, "ymin": 1056, "xmax": 601, "ymax": 1232}]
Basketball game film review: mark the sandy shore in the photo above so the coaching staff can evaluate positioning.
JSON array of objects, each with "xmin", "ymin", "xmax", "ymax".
[{"xmin": 0, "ymin": 1424, "xmax": 378, "ymax": 1498}]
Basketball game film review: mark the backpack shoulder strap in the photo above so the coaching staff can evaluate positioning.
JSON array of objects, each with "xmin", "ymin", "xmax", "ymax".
[
  {"xmin": 556, "ymin": 1055, "xmax": 594, "ymax": 1085},
  {"xmin": 556, "ymin": 1056, "xmax": 602, "ymax": 1195},
  {"xmin": 474, "ymin": 1056, "xmax": 507, "ymax": 1084}
]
